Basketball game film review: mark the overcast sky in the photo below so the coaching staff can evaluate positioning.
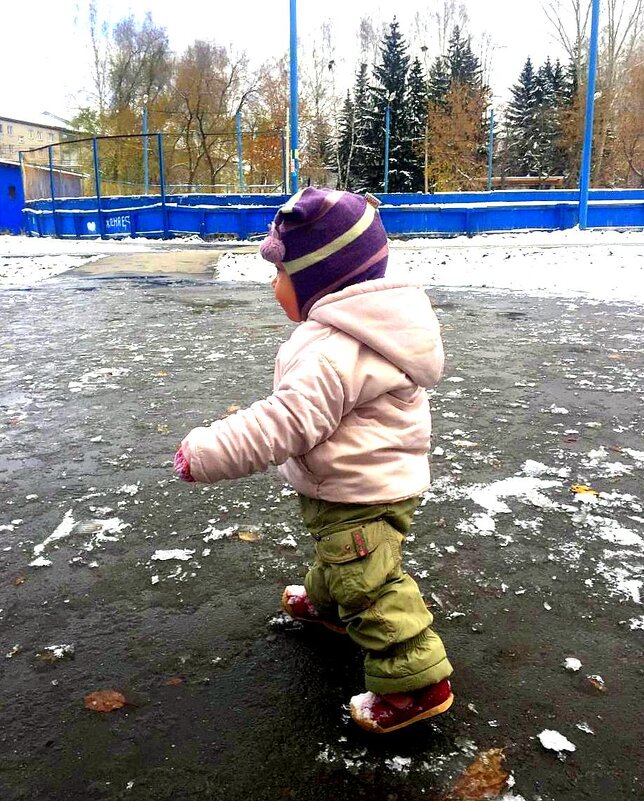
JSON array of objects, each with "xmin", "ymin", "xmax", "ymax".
[{"xmin": 2, "ymin": 0, "xmax": 567, "ymax": 122}]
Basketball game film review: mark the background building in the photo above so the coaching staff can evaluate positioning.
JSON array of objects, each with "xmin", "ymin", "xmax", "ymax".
[{"xmin": 0, "ymin": 111, "xmax": 75, "ymax": 163}]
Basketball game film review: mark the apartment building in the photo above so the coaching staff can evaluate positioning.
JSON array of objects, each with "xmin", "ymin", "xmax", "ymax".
[{"xmin": 0, "ymin": 111, "xmax": 75, "ymax": 163}]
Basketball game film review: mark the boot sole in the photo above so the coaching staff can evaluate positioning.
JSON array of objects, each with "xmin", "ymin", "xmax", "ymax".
[
  {"xmin": 280, "ymin": 590, "xmax": 347, "ymax": 634},
  {"xmin": 351, "ymin": 692, "xmax": 454, "ymax": 734}
]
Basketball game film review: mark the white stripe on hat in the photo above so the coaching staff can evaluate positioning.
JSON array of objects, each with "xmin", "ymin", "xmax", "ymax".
[{"xmin": 284, "ymin": 203, "xmax": 376, "ymax": 276}]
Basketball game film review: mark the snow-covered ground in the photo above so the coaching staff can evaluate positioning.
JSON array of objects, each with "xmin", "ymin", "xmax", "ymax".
[{"xmin": 1, "ymin": 228, "xmax": 643, "ymax": 302}]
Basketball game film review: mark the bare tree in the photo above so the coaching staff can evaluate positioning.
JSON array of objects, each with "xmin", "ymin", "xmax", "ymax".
[
  {"xmin": 301, "ymin": 20, "xmax": 338, "ymax": 185},
  {"xmin": 543, "ymin": 0, "xmax": 643, "ymax": 180},
  {"xmin": 543, "ymin": 0, "xmax": 592, "ymax": 84},
  {"xmin": 88, "ymin": 0, "xmax": 110, "ymax": 115}
]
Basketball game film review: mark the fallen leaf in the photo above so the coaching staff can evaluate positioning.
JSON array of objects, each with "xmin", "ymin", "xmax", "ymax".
[
  {"xmin": 83, "ymin": 689, "xmax": 127, "ymax": 712},
  {"xmin": 155, "ymin": 370, "xmax": 168, "ymax": 377},
  {"xmin": 237, "ymin": 528, "xmax": 261, "ymax": 542},
  {"xmin": 570, "ymin": 484, "xmax": 599, "ymax": 496},
  {"xmin": 14, "ymin": 576, "xmax": 26, "ymax": 586},
  {"xmin": 166, "ymin": 676, "xmax": 185, "ymax": 686},
  {"xmin": 444, "ymin": 748, "xmax": 509, "ymax": 801},
  {"xmin": 157, "ymin": 424, "xmax": 169, "ymax": 434},
  {"xmin": 586, "ymin": 674, "xmax": 607, "ymax": 692}
]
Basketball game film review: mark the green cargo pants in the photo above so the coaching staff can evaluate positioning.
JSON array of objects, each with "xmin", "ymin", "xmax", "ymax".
[{"xmin": 299, "ymin": 495, "xmax": 453, "ymax": 694}]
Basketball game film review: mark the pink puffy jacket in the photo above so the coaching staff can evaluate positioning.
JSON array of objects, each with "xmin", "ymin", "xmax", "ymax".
[{"xmin": 180, "ymin": 279, "xmax": 444, "ymax": 503}]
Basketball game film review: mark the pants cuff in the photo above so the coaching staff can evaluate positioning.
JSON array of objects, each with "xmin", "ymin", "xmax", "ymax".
[{"xmin": 365, "ymin": 656, "xmax": 453, "ymax": 695}]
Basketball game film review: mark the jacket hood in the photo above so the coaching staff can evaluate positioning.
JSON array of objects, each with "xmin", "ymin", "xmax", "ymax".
[{"xmin": 307, "ymin": 279, "xmax": 444, "ymax": 388}]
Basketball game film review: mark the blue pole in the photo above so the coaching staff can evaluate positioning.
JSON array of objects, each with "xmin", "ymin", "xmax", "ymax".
[
  {"xmin": 143, "ymin": 103, "xmax": 149, "ymax": 194},
  {"xmin": 487, "ymin": 107, "xmax": 494, "ymax": 191},
  {"xmin": 92, "ymin": 137, "xmax": 105, "ymax": 239},
  {"xmin": 289, "ymin": 0, "xmax": 299, "ymax": 193},
  {"xmin": 281, "ymin": 128, "xmax": 288, "ymax": 192},
  {"xmin": 48, "ymin": 144, "xmax": 58, "ymax": 238},
  {"xmin": 157, "ymin": 132, "xmax": 169, "ymax": 239},
  {"xmin": 579, "ymin": 0, "xmax": 601, "ymax": 229},
  {"xmin": 236, "ymin": 111, "xmax": 244, "ymax": 192},
  {"xmin": 384, "ymin": 102, "xmax": 391, "ymax": 193}
]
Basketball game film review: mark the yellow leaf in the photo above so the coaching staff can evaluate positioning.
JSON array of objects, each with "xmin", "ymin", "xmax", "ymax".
[
  {"xmin": 570, "ymin": 484, "xmax": 599, "ymax": 496},
  {"xmin": 237, "ymin": 528, "xmax": 261, "ymax": 542},
  {"xmin": 444, "ymin": 748, "xmax": 509, "ymax": 801}
]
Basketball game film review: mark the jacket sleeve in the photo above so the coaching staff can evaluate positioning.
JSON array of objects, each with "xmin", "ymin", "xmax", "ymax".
[{"xmin": 180, "ymin": 353, "xmax": 345, "ymax": 483}]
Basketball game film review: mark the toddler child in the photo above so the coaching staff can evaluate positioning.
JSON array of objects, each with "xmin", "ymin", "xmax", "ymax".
[{"xmin": 174, "ymin": 187, "xmax": 453, "ymax": 733}]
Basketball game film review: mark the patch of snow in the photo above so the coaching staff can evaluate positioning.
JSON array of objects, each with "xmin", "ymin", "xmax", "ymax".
[
  {"xmin": 576, "ymin": 722, "xmax": 595, "ymax": 735},
  {"xmin": 468, "ymin": 476, "xmax": 560, "ymax": 514},
  {"xmin": 538, "ymin": 729, "xmax": 576, "ymax": 753},
  {"xmin": 41, "ymin": 644, "xmax": 75, "ymax": 660},
  {"xmin": 563, "ymin": 657, "xmax": 582, "ymax": 672},
  {"xmin": 385, "ymin": 756, "xmax": 412, "ymax": 773},
  {"xmin": 117, "ymin": 484, "xmax": 139, "ymax": 496},
  {"xmin": 202, "ymin": 523, "xmax": 236, "ymax": 542},
  {"xmin": 33, "ymin": 510, "xmax": 75, "ymax": 556},
  {"xmin": 151, "ymin": 549, "xmax": 194, "ymax": 561}
]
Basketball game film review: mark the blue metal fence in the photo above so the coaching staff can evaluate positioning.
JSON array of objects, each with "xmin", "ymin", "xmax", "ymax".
[{"xmin": 22, "ymin": 189, "xmax": 644, "ymax": 240}]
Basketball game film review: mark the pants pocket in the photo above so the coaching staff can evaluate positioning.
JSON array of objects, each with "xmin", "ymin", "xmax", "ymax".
[{"xmin": 318, "ymin": 522, "xmax": 403, "ymax": 614}]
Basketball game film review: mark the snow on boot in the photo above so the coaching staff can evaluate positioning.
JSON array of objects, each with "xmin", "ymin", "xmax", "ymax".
[
  {"xmin": 350, "ymin": 678, "xmax": 454, "ymax": 734},
  {"xmin": 281, "ymin": 585, "xmax": 347, "ymax": 634}
]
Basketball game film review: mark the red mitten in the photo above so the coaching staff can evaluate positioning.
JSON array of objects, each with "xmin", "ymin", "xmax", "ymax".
[{"xmin": 174, "ymin": 446, "xmax": 195, "ymax": 482}]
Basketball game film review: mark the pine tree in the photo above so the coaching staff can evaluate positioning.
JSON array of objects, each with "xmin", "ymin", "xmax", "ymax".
[
  {"xmin": 361, "ymin": 18, "xmax": 413, "ymax": 192},
  {"xmin": 406, "ymin": 57, "xmax": 428, "ymax": 190}
]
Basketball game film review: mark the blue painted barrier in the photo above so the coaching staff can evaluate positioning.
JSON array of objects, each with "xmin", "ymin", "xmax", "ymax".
[{"xmin": 22, "ymin": 189, "xmax": 644, "ymax": 240}]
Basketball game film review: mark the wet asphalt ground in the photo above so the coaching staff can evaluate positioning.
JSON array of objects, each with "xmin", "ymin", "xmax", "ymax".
[{"xmin": 0, "ymin": 263, "xmax": 643, "ymax": 801}]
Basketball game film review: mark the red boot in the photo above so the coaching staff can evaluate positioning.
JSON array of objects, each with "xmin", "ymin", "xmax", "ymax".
[
  {"xmin": 281, "ymin": 585, "xmax": 347, "ymax": 634},
  {"xmin": 350, "ymin": 678, "xmax": 454, "ymax": 733}
]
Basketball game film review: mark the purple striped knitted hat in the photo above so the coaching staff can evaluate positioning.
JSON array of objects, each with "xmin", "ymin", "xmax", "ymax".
[{"xmin": 259, "ymin": 187, "xmax": 388, "ymax": 318}]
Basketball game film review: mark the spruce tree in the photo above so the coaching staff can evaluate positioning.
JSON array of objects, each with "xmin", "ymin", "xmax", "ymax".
[
  {"xmin": 361, "ymin": 18, "xmax": 413, "ymax": 192},
  {"xmin": 349, "ymin": 62, "xmax": 372, "ymax": 191},
  {"xmin": 406, "ymin": 57, "xmax": 428, "ymax": 190},
  {"xmin": 505, "ymin": 57, "xmax": 540, "ymax": 175},
  {"xmin": 336, "ymin": 91, "xmax": 355, "ymax": 189},
  {"xmin": 427, "ymin": 57, "xmax": 450, "ymax": 107},
  {"xmin": 446, "ymin": 26, "xmax": 481, "ymax": 88},
  {"xmin": 534, "ymin": 59, "xmax": 560, "ymax": 175}
]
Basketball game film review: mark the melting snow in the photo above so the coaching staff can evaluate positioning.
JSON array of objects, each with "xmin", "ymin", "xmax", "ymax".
[
  {"xmin": 33, "ymin": 510, "xmax": 75, "ymax": 556},
  {"xmin": 151, "ymin": 549, "xmax": 195, "ymax": 561},
  {"xmin": 538, "ymin": 729, "xmax": 576, "ymax": 753},
  {"xmin": 468, "ymin": 477, "xmax": 560, "ymax": 514}
]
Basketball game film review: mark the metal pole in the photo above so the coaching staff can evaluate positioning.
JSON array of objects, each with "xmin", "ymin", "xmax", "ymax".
[
  {"xmin": 143, "ymin": 100, "xmax": 149, "ymax": 194},
  {"xmin": 487, "ymin": 107, "xmax": 495, "ymax": 191},
  {"xmin": 579, "ymin": 0, "xmax": 600, "ymax": 229},
  {"xmin": 157, "ymin": 132, "xmax": 169, "ymax": 239},
  {"xmin": 92, "ymin": 137, "xmax": 105, "ymax": 239},
  {"xmin": 18, "ymin": 151, "xmax": 27, "ymax": 235},
  {"xmin": 281, "ymin": 128, "xmax": 288, "ymax": 193},
  {"xmin": 48, "ymin": 144, "xmax": 58, "ymax": 238},
  {"xmin": 236, "ymin": 111, "xmax": 244, "ymax": 192},
  {"xmin": 289, "ymin": 0, "xmax": 299, "ymax": 193},
  {"xmin": 384, "ymin": 102, "xmax": 391, "ymax": 193}
]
